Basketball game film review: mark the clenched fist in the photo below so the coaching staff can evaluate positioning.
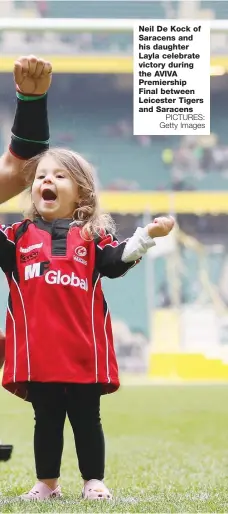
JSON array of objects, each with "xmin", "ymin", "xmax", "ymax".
[
  {"xmin": 14, "ymin": 54, "xmax": 52, "ymax": 95},
  {"xmin": 0, "ymin": 329, "xmax": 5, "ymax": 370},
  {"xmin": 147, "ymin": 216, "xmax": 175, "ymax": 238}
]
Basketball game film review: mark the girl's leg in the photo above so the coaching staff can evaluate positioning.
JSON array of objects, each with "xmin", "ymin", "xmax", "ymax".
[
  {"xmin": 20, "ymin": 382, "xmax": 67, "ymax": 500},
  {"xmin": 66, "ymin": 384, "xmax": 105, "ymax": 480}
]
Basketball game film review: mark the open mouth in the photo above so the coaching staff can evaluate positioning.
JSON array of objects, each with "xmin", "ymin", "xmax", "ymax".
[{"xmin": 41, "ymin": 189, "xmax": 57, "ymax": 202}]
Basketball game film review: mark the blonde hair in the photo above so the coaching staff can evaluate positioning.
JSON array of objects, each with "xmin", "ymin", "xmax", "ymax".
[{"xmin": 23, "ymin": 147, "xmax": 116, "ymax": 239}]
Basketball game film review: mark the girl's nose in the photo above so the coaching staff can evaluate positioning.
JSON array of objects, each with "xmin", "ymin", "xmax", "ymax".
[{"xmin": 43, "ymin": 176, "xmax": 53, "ymax": 184}]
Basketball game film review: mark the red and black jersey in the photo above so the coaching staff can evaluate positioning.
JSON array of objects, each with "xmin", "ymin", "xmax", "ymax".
[{"xmin": 0, "ymin": 218, "xmax": 138, "ymax": 401}]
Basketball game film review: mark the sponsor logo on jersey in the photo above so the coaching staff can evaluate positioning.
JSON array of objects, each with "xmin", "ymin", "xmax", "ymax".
[
  {"xmin": 20, "ymin": 243, "xmax": 43, "ymax": 254},
  {"xmin": 74, "ymin": 246, "xmax": 87, "ymax": 266},
  {"xmin": 75, "ymin": 246, "xmax": 87, "ymax": 257},
  {"xmin": 24, "ymin": 261, "xmax": 88, "ymax": 291},
  {"xmin": 20, "ymin": 250, "xmax": 39, "ymax": 263},
  {"xmin": 24, "ymin": 261, "xmax": 50, "ymax": 280},
  {"xmin": 45, "ymin": 271, "xmax": 88, "ymax": 290}
]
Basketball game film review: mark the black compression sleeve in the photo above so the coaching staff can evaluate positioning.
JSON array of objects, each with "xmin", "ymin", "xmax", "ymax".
[{"xmin": 10, "ymin": 93, "xmax": 49, "ymax": 159}]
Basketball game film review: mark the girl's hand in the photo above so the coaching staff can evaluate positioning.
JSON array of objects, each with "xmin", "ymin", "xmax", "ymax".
[{"xmin": 147, "ymin": 216, "xmax": 175, "ymax": 238}]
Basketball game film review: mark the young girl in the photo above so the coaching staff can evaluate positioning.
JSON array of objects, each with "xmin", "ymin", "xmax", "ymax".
[{"xmin": 0, "ymin": 147, "xmax": 174, "ymax": 501}]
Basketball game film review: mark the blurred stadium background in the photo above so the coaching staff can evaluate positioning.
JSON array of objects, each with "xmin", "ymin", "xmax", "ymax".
[{"xmin": 1, "ymin": 0, "xmax": 228, "ymax": 383}]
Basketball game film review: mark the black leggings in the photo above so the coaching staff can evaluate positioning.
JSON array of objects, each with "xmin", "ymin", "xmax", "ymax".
[{"xmin": 27, "ymin": 382, "xmax": 105, "ymax": 481}]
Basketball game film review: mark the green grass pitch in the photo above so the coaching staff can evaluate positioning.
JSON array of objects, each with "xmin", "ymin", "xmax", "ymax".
[{"xmin": 1, "ymin": 383, "xmax": 228, "ymax": 512}]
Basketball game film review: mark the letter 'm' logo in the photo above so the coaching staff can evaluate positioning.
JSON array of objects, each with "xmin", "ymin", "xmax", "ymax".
[{"xmin": 25, "ymin": 261, "xmax": 50, "ymax": 280}]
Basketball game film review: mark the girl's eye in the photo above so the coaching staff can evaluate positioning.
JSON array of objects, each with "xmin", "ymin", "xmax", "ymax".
[
  {"xmin": 37, "ymin": 175, "xmax": 45, "ymax": 179},
  {"xmin": 56, "ymin": 174, "xmax": 65, "ymax": 179}
]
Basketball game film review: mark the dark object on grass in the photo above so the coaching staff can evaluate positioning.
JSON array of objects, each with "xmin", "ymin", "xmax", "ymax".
[
  {"xmin": 0, "ymin": 331, "xmax": 5, "ymax": 369},
  {"xmin": 0, "ymin": 445, "xmax": 13, "ymax": 461}
]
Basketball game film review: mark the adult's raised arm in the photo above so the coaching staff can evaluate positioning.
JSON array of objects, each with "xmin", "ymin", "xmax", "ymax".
[
  {"xmin": 0, "ymin": 55, "xmax": 52, "ymax": 205},
  {"xmin": 0, "ymin": 152, "xmax": 26, "ymax": 204}
]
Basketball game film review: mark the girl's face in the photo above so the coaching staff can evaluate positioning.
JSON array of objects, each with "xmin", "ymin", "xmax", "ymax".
[{"xmin": 31, "ymin": 154, "xmax": 79, "ymax": 221}]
